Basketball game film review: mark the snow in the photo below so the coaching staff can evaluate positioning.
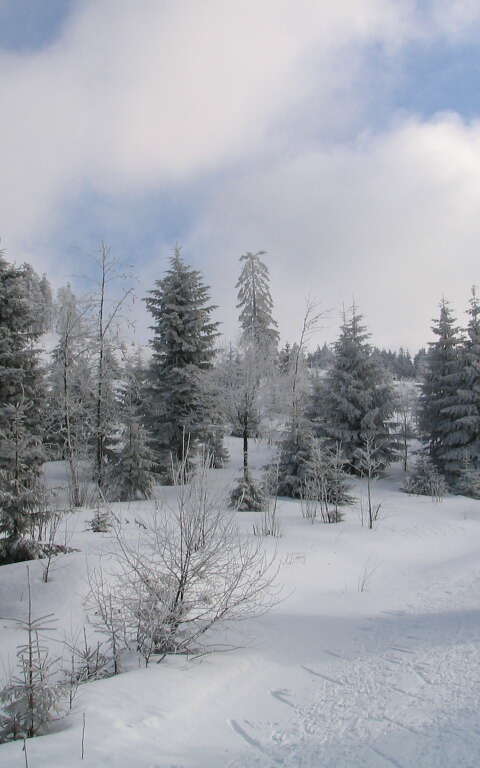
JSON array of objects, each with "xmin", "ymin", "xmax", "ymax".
[{"xmin": 1, "ymin": 438, "xmax": 480, "ymax": 767}]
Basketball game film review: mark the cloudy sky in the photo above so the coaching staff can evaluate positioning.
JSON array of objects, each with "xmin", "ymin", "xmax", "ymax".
[{"xmin": 1, "ymin": 0, "xmax": 480, "ymax": 350}]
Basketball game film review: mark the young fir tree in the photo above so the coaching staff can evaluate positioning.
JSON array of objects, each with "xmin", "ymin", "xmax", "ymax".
[
  {"xmin": 145, "ymin": 247, "xmax": 220, "ymax": 475},
  {"xmin": 0, "ymin": 252, "xmax": 47, "ymax": 558},
  {"xmin": 236, "ymin": 251, "xmax": 279, "ymax": 355},
  {"xmin": 418, "ymin": 298, "xmax": 462, "ymax": 477},
  {"xmin": 317, "ymin": 304, "xmax": 397, "ymax": 474},
  {"xmin": 107, "ymin": 353, "xmax": 157, "ymax": 501},
  {"xmin": 277, "ymin": 417, "xmax": 316, "ymax": 498}
]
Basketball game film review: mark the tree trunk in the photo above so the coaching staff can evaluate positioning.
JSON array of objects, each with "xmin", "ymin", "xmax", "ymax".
[
  {"xmin": 63, "ymin": 356, "xmax": 81, "ymax": 506},
  {"xmin": 243, "ymin": 427, "xmax": 248, "ymax": 482}
]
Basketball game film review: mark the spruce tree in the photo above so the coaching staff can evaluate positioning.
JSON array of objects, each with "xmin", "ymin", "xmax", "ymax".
[
  {"xmin": 0, "ymin": 252, "xmax": 47, "ymax": 556},
  {"xmin": 403, "ymin": 454, "xmax": 448, "ymax": 499},
  {"xmin": 418, "ymin": 298, "xmax": 462, "ymax": 476},
  {"xmin": 453, "ymin": 289, "xmax": 480, "ymax": 468},
  {"xmin": 107, "ymin": 355, "xmax": 157, "ymax": 501},
  {"xmin": 426, "ymin": 289, "xmax": 480, "ymax": 487},
  {"xmin": 236, "ymin": 251, "xmax": 279, "ymax": 355},
  {"xmin": 277, "ymin": 417, "xmax": 316, "ymax": 498},
  {"xmin": 317, "ymin": 304, "xmax": 397, "ymax": 474},
  {"xmin": 145, "ymin": 247, "xmax": 220, "ymax": 474}
]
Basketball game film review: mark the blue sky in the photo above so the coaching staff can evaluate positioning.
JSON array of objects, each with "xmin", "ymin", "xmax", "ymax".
[
  {"xmin": 1, "ymin": 0, "xmax": 480, "ymax": 349},
  {"xmin": 0, "ymin": 1, "xmax": 74, "ymax": 50}
]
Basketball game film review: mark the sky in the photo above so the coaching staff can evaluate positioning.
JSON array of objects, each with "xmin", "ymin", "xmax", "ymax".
[{"xmin": 1, "ymin": 0, "xmax": 480, "ymax": 351}]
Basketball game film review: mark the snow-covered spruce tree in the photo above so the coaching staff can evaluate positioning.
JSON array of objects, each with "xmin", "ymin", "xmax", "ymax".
[
  {"xmin": 441, "ymin": 288, "xmax": 480, "ymax": 487},
  {"xmin": 462, "ymin": 287, "xmax": 480, "ymax": 465},
  {"xmin": 107, "ymin": 353, "xmax": 157, "ymax": 501},
  {"xmin": 0, "ymin": 252, "xmax": 47, "ymax": 561},
  {"xmin": 145, "ymin": 247, "xmax": 220, "ymax": 477},
  {"xmin": 454, "ymin": 452, "xmax": 480, "ymax": 498},
  {"xmin": 277, "ymin": 417, "xmax": 316, "ymax": 497},
  {"xmin": 236, "ymin": 251, "xmax": 279, "ymax": 357},
  {"xmin": 203, "ymin": 427, "xmax": 229, "ymax": 468},
  {"xmin": 418, "ymin": 298, "xmax": 462, "ymax": 479},
  {"xmin": 21, "ymin": 264, "xmax": 53, "ymax": 336},
  {"xmin": 403, "ymin": 454, "xmax": 448, "ymax": 499},
  {"xmin": 316, "ymin": 304, "xmax": 398, "ymax": 474},
  {"xmin": 0, "ymin": 400, "xmax": 46, "ymax": 562},
  {"xmin": 229, "ymin": 252, "xmax": 280, "ymax": 508},
  {"xmin": 307, "ymin": 342, "xmax": 335, "ymax": 370},
  {"xmin": 395, "ymin": 380, "xmax": 418, "ymax": 472}
]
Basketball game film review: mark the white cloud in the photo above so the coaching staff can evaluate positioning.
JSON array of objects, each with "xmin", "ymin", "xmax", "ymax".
[
  {"xmin": 188, "ymin": 114, "xmax": 480, "ymax": 349},
  {"xmin": 0, "ymin": 0, "xmax": 423, "ymax": 254},
  {"xmin": 1, "ymin": 0, "xmax": 480, "ymax": 348}
]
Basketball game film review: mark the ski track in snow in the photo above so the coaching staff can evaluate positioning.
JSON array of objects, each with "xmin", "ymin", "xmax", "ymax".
[{"xmin": 228, "ymin": 581, "xmax": 480, "ymax": 767}]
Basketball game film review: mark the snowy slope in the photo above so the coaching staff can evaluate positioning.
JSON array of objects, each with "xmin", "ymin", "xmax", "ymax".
[{"xmin": 1, "ymin": 439, "xmax": 480, "ymax": 767}]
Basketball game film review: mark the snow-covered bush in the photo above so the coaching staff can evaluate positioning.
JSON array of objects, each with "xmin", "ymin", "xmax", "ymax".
[
  {"xmin": 86, "ymin": 453, "xmax": 278, "ymax": 663},
  {"xmin": 89, "ymin": 502, "xmax": 111, "ymax": 533}
]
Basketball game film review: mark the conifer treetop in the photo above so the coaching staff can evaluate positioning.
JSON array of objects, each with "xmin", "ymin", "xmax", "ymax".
[
  {"xmin": 146, "ymin": 246, "xmax": 220, "ymax": 370},
  {"xmin": 236, "ymin": 251, "xmax": 279, "ymax": 351}
]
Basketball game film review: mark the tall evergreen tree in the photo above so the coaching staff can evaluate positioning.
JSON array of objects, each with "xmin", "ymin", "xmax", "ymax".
[
  {"xmin": 458, "ymin": 288, "xmax": 480, "ymax": 466},
  {"xmin": 145, "ymin": 247, "xmax": 220, "ymax": 473},
  {"xmin": 435, "ymin": 290, "xmax": 480, "ymax": 482},
  {"xmin": 236, "ymin": 251, "xmax": 279, "ymax": 355},
  {"xmin": 418, "ymin": 298, "xmax": 462, "ymax": 475},
  {"xmin": 0, "ymin": 252, "xmax": 47, "ymax": 554},
  {"xmin": 316, "ymin": 304, "xmax": 397, "ymax": 474}
]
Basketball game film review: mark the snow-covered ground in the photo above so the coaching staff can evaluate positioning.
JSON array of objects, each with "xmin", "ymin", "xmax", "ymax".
[{"xmin": 1, "ymin": 438, "xmax": 480, "ymax": 767}]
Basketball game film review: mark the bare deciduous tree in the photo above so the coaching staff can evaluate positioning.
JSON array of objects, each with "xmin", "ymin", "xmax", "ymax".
[
  {"xmin": 91, "ymin": 243, "xmax": 134, "ymax": 491},
  {"xmin": 356, "ymin": 434, "xmax": 383, "ymax": 529}
]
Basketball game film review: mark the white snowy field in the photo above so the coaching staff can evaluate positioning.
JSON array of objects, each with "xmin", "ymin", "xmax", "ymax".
[{"xmin": 1, "ymin": 438, "xmax": 480, "ymax": 768}]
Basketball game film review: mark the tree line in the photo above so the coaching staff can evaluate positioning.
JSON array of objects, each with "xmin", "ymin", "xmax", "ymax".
[{"xmin": 1, "ymin": 243, "xmax": 480, "ymax": 561}]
